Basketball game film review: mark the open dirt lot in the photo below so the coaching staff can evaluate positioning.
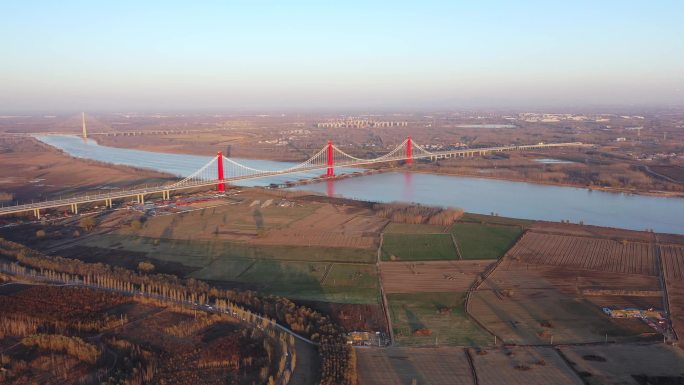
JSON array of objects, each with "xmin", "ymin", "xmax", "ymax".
[
  {"xmin": 471, "ymin": 346, "xmax": 583, "ymax": 385},
  {"xmin": 356, "ymin": 346, "xmax": 474, "ymax": 385},
  {"xmin": 380, "ymin": 260, "xmax": 493, "ymax": 294},
  {"xmin": 558, "ymin": 343, "xmax": 684, "ymax": 385}
]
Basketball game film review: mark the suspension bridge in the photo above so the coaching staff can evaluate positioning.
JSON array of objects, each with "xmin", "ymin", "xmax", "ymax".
[{"xmin": 0, "ymin": 137, "xmax": 588, "ymax": 218}]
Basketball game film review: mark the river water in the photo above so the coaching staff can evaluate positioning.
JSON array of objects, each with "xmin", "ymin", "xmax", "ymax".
[
  {"xmin": 36, "ymin": 135, "xmax": 360, "ymax": 187},
  {"xmin": 36, "ymin": 135, "xmax": 684, "ymax": 234}
]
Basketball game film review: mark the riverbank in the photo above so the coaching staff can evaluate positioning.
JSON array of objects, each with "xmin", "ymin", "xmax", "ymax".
[
  {"xmin": 91, "ymin": 131, "xmax": 313, "ymax": 162},
  {"xmin": 288, "ymin": 172, "xmax": 684, "ymax": 235},
  {"xmin": 0, "ymin": 137, "xmax": 175, "ymax": 203}
]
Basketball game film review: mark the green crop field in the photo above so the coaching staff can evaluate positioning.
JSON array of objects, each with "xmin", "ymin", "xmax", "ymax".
[
  {"xmin": 242, "ymin": 261, "xmax": 379, "ymax": 304},
  {"xmin": 450, "ymin": 223, "xmax": 522, "ymax": 259},
  {"xmin": 384, "ymin": 223, "xmax": 448, "ymax": 234},
  {"xmin": 195, "ymin": 259, "xmax": 380, "ymax": 304},
  {"xmin": 381, "ymin": 233, "xmax": 457, "ymax": 261},
  {"xmin": 79, "ymin": 233, "xmax": 381, "ymax": 303},
  {"xmin": 322, "ymin": 264, "xmax": 377, "ymax": 287},
  {"xmin": 387, "ymin": 292, "xmax": 491, "ymax": 346},
  {"xmin": 188, "ymin": 258, "xmax": 257, "ymax": 280}
]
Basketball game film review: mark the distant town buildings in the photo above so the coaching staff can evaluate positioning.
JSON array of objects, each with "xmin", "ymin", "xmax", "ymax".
[
  {"xmin": 516, "ymin": 113, "xmax": 616, "ymax": 123},
  {"xmin": 315, "ymin": 118, "xmax": 408, "ymax": 129}
]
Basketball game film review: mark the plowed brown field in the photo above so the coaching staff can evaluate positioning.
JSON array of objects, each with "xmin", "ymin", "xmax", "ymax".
[
  {"xmin": 380, "ymin": 260, "xmax": 493, "ymax": 293},
  {"xmin": 507, "ymin": 232, "xmax": 657, "ymax": 276},
  {"xmin": 661, "ymin": 244, "xmax": 684, "ymax": 338},
  {"xmin": 472, "ymin": 347, "xmax": 583, "ymax": 385},
  {"xmin": 357, "ymin": 347, "xmax": 473, "ymax": 385}
]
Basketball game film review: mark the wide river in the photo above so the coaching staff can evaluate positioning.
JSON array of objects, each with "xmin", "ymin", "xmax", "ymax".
[{"xmin": 37, "ymin": 135, "xmax": 684, "ymax": 234}]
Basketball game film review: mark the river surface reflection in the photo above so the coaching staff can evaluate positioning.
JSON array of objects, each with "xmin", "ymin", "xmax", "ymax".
[
  {"xmin": 36, "ymin": 135, "xmax": 684, "ymax": 234},
  {"xmin": 289, "ymin": 171, "xmax": 684, "ymax": 234}
]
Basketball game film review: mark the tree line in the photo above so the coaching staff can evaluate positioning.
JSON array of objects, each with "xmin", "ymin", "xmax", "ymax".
[
  {"xmin": 0, "ymin": 238, "xmax": 357, "ymax": 385},
  {"xmin": 373, "ymin": 202, "xmax": 463, "ymax": 225}
]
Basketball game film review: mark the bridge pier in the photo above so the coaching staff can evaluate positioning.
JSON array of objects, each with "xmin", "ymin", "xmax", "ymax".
[
  {"xmin": 105, "ymin": 199, "xmax": 112, "ymax": 209},
  {"xmin": 33, "ymin": 208, "xmax": 40, "ymax": 219},
  {"xmin": 137, "ymin": 194, "xmax": 144, "ymax": 204},
  {"xmin": 162, "ymin": 190, "xmax": 170, "ymax": 200},
  {"xmin": 71, "ymin": 203, "xmax": 78, "ymax": 214}
]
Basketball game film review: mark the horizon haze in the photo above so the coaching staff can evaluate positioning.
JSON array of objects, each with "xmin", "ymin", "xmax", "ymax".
[{"xmin": 2, "ymin": 1, "xmax": 684, "ymax": 113}]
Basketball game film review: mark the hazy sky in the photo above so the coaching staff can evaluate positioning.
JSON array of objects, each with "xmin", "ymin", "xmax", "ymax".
[{"xmin": 1, "ymin": 1, "xmax": 683, "ymax": 112}]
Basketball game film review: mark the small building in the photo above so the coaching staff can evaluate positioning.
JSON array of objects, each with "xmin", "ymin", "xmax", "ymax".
[{"xmin": 346, "ymin": 332, "xmax": 372, "ymax": 346}]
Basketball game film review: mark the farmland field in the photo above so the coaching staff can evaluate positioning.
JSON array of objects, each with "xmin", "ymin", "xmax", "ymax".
[
  {"xmin": 356, "ymin": 347, "xmax": 473, "ymax": 385},
  {"xmin": 661, "ymin": 244, "xmax": 684, "ymax": 338},
  {"xmin": 380, "ymin": 260, "xmax": 493, "ymax": 293},
  {"xmin": 387, "ymin": 292, "xmax": 491, "ymax": 346},
  {"xmin": 381, "ymin": 233, "xmax": 458, "ymax": 261},
  {"xmin": 559, "ymin": 344, "xmax": 684, "ymax": 385},
  {"xmin": 648, "ymin": 165, "xmax": 684, "ymax": 183},
  {"xmin": 450, "ymin": 222, "xmax": 522, "ymax": 259},
  {"xmin": 191, "ymin": 259, "xmax": 380, "ymax": 304},
  {"xmin": 81, "ymin": 233, "xmax": 376, "ymax": 263},
  {"xmin": 69, "ymin": 235, "xmax": 380, "ymax": 304},
  {"xmin": 468, "ymin": 262, "xmax": 658, "ymax": 344},
  {"xmin": 383, "ymin": 222, "xmax": 448, "ymax": 234},
  {"xmin": 128, "ymin": 198, "xmax": 314, "ymax": 241},
  {"xmin": 316, "ymin": 263, "xmax": 381, "ymax": 304},
  {"xmin": 506, "ymin": 231, "xmax": 657, "ymax": 275},
  {"xmin": 36, "ymin": 192, "xmax": 386, "ymax": 306},
  {"xmin": 471, "ymin": 347, "xmax": 583, "ymax": 385},
  {"xmin": 131, "ymin": 198, "xmax": 386, "ymax": 249},
  {"xmin": 661, "ymin": 244, "xmax": 684, "ymax": 280}
]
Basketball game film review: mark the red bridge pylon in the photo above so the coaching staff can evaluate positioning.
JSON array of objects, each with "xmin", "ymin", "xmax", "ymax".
[
  {"xmin": 217, "ymin": 151, "xmax": 225, "ymax": 192},
  {"xmin": 406, "ymin": 136, "xmax": 413, "ymax": 164},
  {"xmin": 326, "ymin": 140, "xmax": 335, "ymax": 177}
]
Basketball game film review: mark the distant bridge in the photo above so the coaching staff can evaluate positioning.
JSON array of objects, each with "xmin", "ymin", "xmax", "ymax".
[{"xmin": 0, "ymin": 138, "xmax": 589, "ymax": 218}]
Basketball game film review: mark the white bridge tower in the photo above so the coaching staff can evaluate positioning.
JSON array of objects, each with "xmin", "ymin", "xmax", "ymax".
[{"xmin": 81, "ymin": 112, "xmax": 87, "ymax": 139}]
